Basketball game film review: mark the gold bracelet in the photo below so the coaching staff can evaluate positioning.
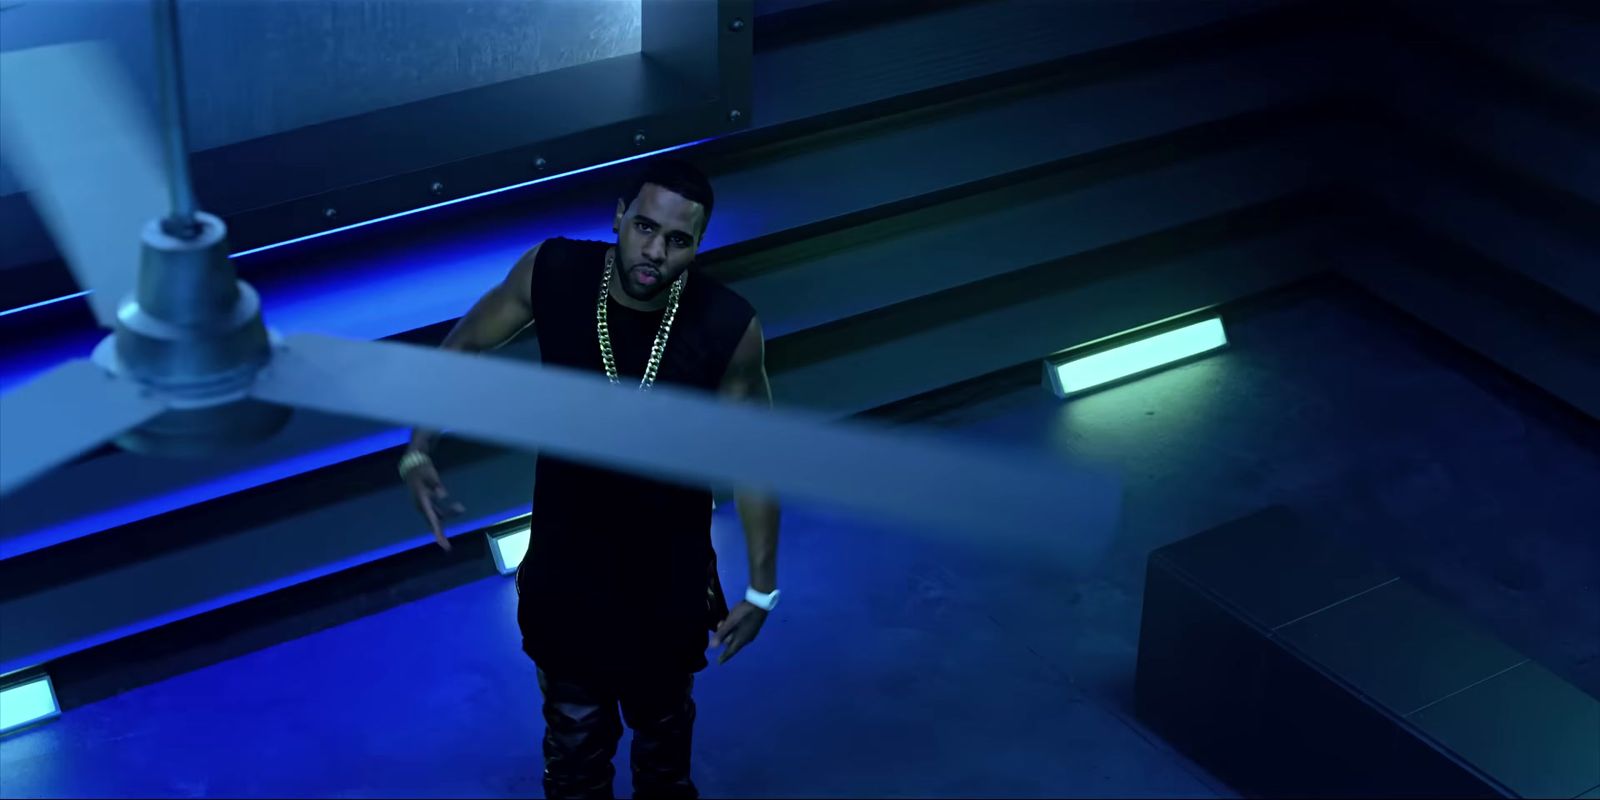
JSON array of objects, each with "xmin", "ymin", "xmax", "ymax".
[{"xmin": 398, "ymin": 449, "xmax": 433, "ymax": 480}]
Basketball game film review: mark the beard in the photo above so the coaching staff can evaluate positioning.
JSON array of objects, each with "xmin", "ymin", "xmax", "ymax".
[{"xmin": 620, "ymin": 263, "xmax": 672, "ymax": 301}]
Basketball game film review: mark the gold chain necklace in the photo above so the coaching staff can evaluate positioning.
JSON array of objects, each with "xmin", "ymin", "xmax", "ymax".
[{"xmin": 597, "ymin": 248, "xmax": 686, "ymax": 391}]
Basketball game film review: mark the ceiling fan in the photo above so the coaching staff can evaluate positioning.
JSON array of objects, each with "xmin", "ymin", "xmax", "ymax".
[{"xmin": 0, "ymin": 1, "xmax": 1121, "ymax": 563}]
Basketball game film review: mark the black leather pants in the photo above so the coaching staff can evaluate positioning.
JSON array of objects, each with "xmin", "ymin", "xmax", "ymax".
[{"xmin": 537, "ymin": 667, "xmax": 699, "ymax": 800}]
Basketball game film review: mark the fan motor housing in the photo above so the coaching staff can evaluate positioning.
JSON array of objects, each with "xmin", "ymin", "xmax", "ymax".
[
  {"xmin": 96, "ymin": 211, "xmax": 293, "ymax": 457},
  {"xmin": 113, "ymin": 212, "xmax": 272, "ymax": 393}
]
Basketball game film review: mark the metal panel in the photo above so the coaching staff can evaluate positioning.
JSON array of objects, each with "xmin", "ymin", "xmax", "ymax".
[
  {"xmin": 0, "ymin": 0, "xmax": 749, "ymax": 274},
  {"xmin": 0, "ymin": 0, "xmax": 642, "ymax": 194},
  {"xmin": 1336, "ymin": 230, "xmax": 1600, "ymax": 422},
  {"xmin": 706, "ymin": 34, "xmax": 1344, "ymax": 254},
  {"xmin": 770, "ymin": 211, "xmax": 1351, "ymax": 415},
  {"xmin": 725, "ymin": 119, "xmax": 1335, "ymax": 340},
  {"xmin": 1390, "ymin": 0, "xmax": 1600, "ymax": 104},
  {"xmin": 1359, "ymin": 30, "xmax": 1600, "ymax": 210},
  {"xmin": 1360, "ymin": 129, "xmax": 1600, "ymax": 318},
  {"xmin": 752, "ymin": 0, "xmax": 1299, "ymax": 131}
]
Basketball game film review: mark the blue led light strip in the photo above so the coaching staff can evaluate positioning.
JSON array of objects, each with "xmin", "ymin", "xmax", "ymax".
[
  {"xmin": 0, "ymin": 139, "xmax": 712, "ymax": 319},
  {"xmin": 0, "ymin": 504, "xmax": 530, "ymax": 677},
  {"xmin": 0, "ymin": 429, "xmax": 410, "ymax": 561},
  {"xmin": 0, "ymin": 291, "xmax": 93, "ymax": 319}
]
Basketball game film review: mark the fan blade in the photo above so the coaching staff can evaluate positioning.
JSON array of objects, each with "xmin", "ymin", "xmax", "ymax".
[
  {"xmin": 0, "ymin": 42, "xmax": 168, "ymax": 327},
  {"xmin": 0, "ymin": 359, "xmax": 167, "ymax": 496},
  {"xmin": 251, "ymin": 334, "xmax": 1122, "ymax": 562}
]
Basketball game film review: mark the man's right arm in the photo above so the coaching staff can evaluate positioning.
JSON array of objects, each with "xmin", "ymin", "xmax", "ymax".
[{"xmin": 406, "ymin": 241, "xmax": 542, "ymax": 456}]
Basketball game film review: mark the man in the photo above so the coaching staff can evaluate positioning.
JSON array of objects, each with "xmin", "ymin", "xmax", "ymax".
[{"xmin": 396, "ymin": 159, "xmax": 781, "ymax": 799}]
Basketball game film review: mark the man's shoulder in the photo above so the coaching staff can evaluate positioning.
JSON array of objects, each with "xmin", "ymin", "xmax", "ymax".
[
  {"xmin": 543, "ymin": 236, "xmax": 610, "ymax": 260},
  {"xmin": 690, "ymin": 273, "xmax": 757, "ymax": 326}
]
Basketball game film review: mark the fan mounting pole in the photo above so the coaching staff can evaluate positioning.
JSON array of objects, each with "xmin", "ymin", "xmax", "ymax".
[
  {"xmin": 152, "ymin": 0, "xmax": 200, "ymax": 241},
  {"xmin": 96, "ymin": 0, "xmax": 290, "ymax": 454}
]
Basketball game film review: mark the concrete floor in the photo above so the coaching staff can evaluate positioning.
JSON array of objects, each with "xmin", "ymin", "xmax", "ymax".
[{"xmin": 2, "ymin": 279, "xmax": 1596, "ymax": 797}]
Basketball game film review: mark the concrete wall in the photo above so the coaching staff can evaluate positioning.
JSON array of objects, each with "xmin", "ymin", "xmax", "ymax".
[
  {"xmin": 1334, "ymin": 0, "xmax": 1600, "ymax": 418},
  {"xmin": 0, "ymin": 0, "xmax": 640, "ymax": 198}
]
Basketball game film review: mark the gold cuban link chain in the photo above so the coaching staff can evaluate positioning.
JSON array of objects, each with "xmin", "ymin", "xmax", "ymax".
[{"xmin": 596, "ymin": 248, "xmax": 686, "ymax": 391}]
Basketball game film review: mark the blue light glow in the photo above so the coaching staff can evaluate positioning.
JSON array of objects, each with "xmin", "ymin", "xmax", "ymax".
[
  {"xmin": 1, "ymin": 138, "xmax": 713, "ymax": 319},
  {"xmin": 0, "ymin": 291, "xmax": 90, "ymax": 319},
  {"xmin": 488, "ymin": 523, "xmax": 532, "ymax": 575},
  {"xmin": 1047, "ymin": 317, "xmax": 1229, "ymax": 397},
  {"xmin": 0, "ymin": 429, "xmax": 410, "ymax": 561},
  {"xmin": 0, "ymin": 674, "xmax": 60, "ymax": 735},
  {"xmin": 0, "ymin": 505, "xmax": 529, "ymax": 677},
  {"xmin": 0, "ymin": 331, "xmax": 103, "ymax": 394}
]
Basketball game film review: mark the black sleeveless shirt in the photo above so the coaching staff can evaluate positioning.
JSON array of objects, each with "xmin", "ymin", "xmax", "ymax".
[{"xmin": 515, "ymin": 237, "xmax": 756, "ymax": 679}]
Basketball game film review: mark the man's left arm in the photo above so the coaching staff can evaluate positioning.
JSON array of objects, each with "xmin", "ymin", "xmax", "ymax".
[{"xmin": 711, "ymin": 316, "xmax": 781, "ymax": 662}]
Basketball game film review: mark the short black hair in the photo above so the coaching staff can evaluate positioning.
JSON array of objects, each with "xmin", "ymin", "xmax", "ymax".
[{"xmin": 623, "ymin": 158, "xmax": 715, "ymax": 233}]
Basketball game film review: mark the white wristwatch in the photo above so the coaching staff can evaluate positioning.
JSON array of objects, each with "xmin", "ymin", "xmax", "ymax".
[{"xmin": 745, "ymin": 586, "xmax": 781, "ymax": 611}]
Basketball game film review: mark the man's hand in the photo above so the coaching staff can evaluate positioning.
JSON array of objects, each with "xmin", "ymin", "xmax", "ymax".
[
  {"xmin": 402, "ymin": 456, "xmax": 466, "ymax": 551},
  {"xmin": 711, "ymin": 601, "xmax": 769, "ymax": 665}
]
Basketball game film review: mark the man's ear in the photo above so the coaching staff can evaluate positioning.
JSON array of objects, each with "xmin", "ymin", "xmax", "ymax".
[{"xmin": 614, "ymin": 199, "xmax": 625, "ymax": 233}]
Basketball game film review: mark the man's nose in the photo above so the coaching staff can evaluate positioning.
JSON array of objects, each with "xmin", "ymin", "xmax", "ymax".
[{"xmin": 644, "ymin": 237, "xmax": 666, "ymax": 262}]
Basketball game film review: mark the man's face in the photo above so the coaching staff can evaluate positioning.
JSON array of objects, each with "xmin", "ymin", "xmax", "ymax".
[{"xmin": 612, "ymin": 183, "xmax": 705, "ymax": 302}]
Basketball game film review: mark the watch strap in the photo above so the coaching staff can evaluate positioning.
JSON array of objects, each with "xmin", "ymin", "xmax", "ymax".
[{"xmin": 745, "ymin": 586, "xmax": 780, "ymax": 611}]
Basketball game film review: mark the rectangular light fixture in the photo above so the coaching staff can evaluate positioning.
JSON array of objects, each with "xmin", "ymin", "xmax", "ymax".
[
  {"xmin": 488, "ymin": 523, "xmax": 532, "ymax": 576},
  {"xmin": 0, "ymin": 673, "xmax": 61, "ymax": 735},
  {"xmin": 1045, "ymin": 316, "xmax": 1228, "ymax": 399}
]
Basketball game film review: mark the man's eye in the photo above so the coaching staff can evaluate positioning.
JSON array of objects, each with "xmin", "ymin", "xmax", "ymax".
[{"xmin": 635, "ymin": 221, "xmax": 652, "ymax": 233}]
